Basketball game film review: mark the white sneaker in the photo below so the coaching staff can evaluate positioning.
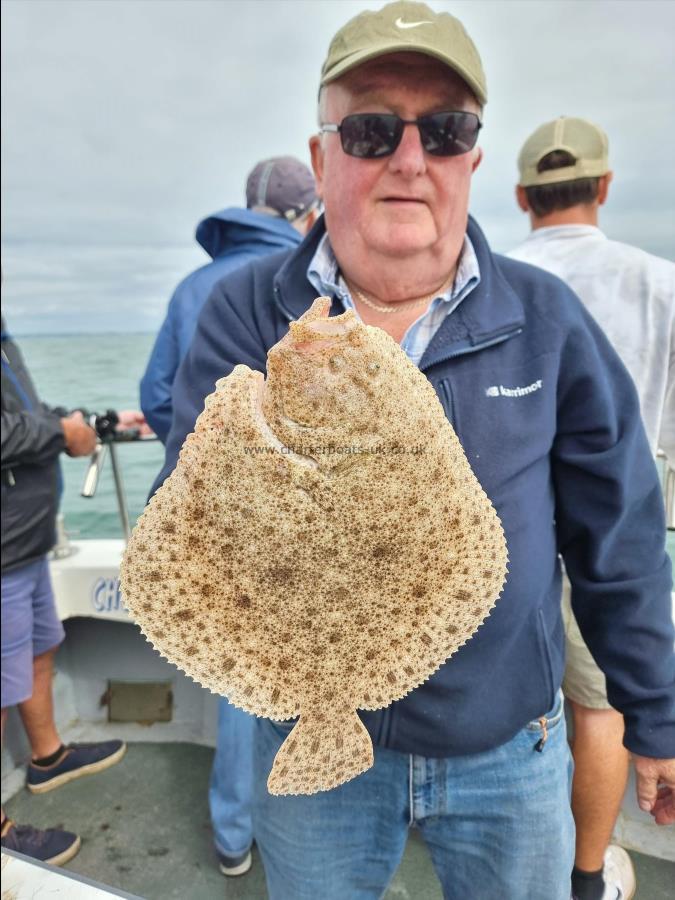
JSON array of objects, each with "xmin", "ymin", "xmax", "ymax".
[
  {"xmin": 218, "ymin": 848, "xmax": 252, "ymax": 877},
  {"xmin": 602, "ymin": 845, "xmax": 636, "ymax": 900}
]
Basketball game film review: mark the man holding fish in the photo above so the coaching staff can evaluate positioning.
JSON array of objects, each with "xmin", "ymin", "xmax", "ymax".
[{"xmin": 152, "ymin": 2, "xmax": 674, "ymax": 897}]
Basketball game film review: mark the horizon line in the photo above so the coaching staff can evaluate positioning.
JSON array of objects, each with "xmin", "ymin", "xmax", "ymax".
[{"xmin": 13, "ymin": 330, "xmax": 158, "ymax": 338}]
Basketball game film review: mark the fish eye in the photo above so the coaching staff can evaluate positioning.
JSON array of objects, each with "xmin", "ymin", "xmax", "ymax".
[
  {"xmin": 329, "ymin": 355, "xmax": 345, "ymax": 370},
  {"xmin": 367, "ymin": 361, "xmax": 381, "ymax": 376}
]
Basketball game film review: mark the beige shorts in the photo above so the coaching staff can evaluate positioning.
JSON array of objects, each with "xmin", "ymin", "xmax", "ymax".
[{"xmin": 561, "ymin": 577, "xmax": 613, "ymax": 710}]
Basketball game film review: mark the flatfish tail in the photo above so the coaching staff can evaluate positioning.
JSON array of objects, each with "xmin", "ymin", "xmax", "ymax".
[{"xmin": 267, "ymin": 709, "xmax": 374, "ymax": 796}]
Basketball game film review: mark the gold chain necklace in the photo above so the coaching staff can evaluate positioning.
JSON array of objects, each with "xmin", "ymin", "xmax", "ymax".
[{"xmin": 346, "ymin": 273, "xmax": 455, "ymax": 315}]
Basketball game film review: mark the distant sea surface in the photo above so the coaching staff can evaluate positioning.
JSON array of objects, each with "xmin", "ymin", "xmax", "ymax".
[{"xmin": 20, "ymin": 333, "xmax": 165, "ymax": 539}]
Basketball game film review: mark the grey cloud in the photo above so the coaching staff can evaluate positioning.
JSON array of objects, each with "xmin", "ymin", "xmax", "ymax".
[{"xmin": 2, "ymin": 0, "xmax": 673, "ymax": 333}]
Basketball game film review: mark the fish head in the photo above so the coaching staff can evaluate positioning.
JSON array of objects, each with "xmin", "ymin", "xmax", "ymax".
[{"xmin": 263, "ymin": 297, "xmax": 391, "ymax": 439}]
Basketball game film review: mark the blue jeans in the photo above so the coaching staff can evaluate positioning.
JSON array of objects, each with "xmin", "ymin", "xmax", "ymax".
[
  {"xmin": 253, "ymin": 695, "xmax": 574, "ymax": 899},
  {"xmin": 208, "ymin": 697, "xmax": 255, "ymax": 858}
]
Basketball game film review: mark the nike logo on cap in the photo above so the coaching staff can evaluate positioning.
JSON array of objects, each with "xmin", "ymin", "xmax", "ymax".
[{"xmin": 395, "ymin": 17, "xmax": 433, "ymax": 29}]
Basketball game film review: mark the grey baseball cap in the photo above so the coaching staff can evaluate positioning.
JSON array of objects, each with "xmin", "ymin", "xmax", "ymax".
[
  {"xmin": 320, "ymin": 0, "xmax": 487, "ymax": 105},
  {"xmin": 246, "ymin": 156, "xmax": 318, "ymax": 222},
  {"xmin": 518, "ymin": 117, "xmax": 610, "ymax": 187}
]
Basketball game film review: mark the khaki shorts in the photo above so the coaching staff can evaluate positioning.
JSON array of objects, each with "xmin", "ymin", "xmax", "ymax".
[{"xmin": 561, "ymin": 577, "xmax": 613, "ymax": 710}]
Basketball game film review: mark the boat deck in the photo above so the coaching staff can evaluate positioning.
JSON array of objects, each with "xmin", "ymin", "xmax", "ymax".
[{"xmin": 4, "ymin": 741, "xmax": 674, "ymax": 899}]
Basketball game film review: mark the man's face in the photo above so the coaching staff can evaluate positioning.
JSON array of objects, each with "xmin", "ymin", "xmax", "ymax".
[{"xmin": 309, "ymin": 53, "xmax": 483, "ymax": 265}]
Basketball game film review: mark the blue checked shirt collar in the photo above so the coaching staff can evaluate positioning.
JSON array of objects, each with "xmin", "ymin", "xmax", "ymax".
[{"xmin": 307, "ymin": 233, "xmax": 481, "ymax": 367}]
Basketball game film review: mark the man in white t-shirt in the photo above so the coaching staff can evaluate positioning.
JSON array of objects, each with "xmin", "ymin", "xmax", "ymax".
[{"xmin": 509, "ymin": 116, "xmax": 675, "ymax": 900}]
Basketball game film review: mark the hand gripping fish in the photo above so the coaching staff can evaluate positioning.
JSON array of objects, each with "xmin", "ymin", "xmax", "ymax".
[{"xmin": 120, "ymin": 297, "xmax": 508, "ymax": 795}]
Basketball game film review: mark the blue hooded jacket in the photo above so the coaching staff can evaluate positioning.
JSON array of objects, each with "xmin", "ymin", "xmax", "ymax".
[
  {"xmin": 154, "ymin": 215, "xmax": 674, "ymax": 760},
  {"xmin": 140, "ymin": 208, "xmax": 303, "ymax": 442}
]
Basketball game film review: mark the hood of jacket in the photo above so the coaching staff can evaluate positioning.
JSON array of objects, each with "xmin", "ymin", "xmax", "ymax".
[{"xmin": 195, "ymin": 207, "xmax": 302, "ymax": 260}]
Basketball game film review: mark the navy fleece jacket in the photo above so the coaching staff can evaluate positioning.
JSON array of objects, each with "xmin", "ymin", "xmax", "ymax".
[{"xmin": 154, "ymin": 216, "xmax": 674, "ymax": 759}]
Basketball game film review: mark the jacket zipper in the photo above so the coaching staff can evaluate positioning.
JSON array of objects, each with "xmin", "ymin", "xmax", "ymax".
[
  {"xmin": 378, "ymin": 704, "xmax": 393, "ymax": 745},
  {"xmin": 421, "ymin": 327, "xmax": 523, "ymax": 372},
  {"xmin": 273, "ymin": 284, "xmax": 298, "ymax": 323},
  {"xmin": 438, "ymin": 379, "xmax": 454, "ymax": 425}
]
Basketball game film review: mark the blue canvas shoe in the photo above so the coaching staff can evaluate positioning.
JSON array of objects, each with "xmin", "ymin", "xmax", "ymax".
[
  {"xmin": 26, "ymin": 740, "xmax": 127, "ymax": 794},
  {"xmin": 1, "ymin": 817, "xmax": 81, "ymax": 866}
]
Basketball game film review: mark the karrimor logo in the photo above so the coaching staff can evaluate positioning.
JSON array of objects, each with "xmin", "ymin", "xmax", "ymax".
[{"xmin": 485, "ymin": 380, "xmax": 543, "ymax": 398}]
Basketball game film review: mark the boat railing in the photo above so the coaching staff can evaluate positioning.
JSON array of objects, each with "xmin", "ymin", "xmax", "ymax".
[
  {"xmin": 50, "ymin": 430, "xmax": 159, "ymax": 560},
  {"xmin": 81, "ymin": 431, "xmax": 158, "ymax": 543}
]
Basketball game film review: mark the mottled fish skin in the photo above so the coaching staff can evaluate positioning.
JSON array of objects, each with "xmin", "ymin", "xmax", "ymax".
[{"xmin": 120, "ymin": 297, "xmax": 509, "ymax": 795}]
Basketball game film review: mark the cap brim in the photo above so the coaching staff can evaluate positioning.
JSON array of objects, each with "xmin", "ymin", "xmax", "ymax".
[{"xmin": 321, "ymin": 44, "xmax": 487, "ymax": 106}]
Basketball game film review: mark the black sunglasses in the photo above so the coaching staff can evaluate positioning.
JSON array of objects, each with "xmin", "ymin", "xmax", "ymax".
[{"xmin": 320, "ymin": 111, "xmax": 482, "ymax": 159}]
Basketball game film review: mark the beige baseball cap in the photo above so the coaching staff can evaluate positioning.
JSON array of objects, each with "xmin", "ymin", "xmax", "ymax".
[
  {"xmin": 517, "ymin": 116, "xmax": 609, "ymax": 187},
  {"xmin": 320, "ymin": 0, "xmax": 487, "ymax": 106}
]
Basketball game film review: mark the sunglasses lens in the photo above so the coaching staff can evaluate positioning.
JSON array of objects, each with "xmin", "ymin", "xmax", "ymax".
[
  {"xmin": 419, "ymin": 112, "xmax": 481, "ymax": 157},
  {"xmin": 340, "ymin": 114, "xmax": 402, "ymax": 158},
  {"xmin": 337, "ymin": 112, "xmax": 481, "ymax": 158}
]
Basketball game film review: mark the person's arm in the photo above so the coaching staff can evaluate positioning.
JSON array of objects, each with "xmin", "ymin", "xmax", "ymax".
[
  {"xmin": 1, "ymin": 406, "xmax": 98, "ymax": 466},
  {"xmin": 60, "ymin": 411, "xmax": 97, "ymax": 456},
  {"xmin": 1, "ymin": 406, "xmax": 66, "ymax": 468},
  {"xmin": 552, "ymin": 303, "xmax": 674, "ymax": 819},
  {"xmin": 140, "ymin": 307, "xmax": 181, "ymax": 444},
  {"xmin": 632, "ymin": 756, "xmax": 675, "ymax": 825},
  {"xmin": 116, "ymin": 409, "xmax": 153, "ymax": 436}
]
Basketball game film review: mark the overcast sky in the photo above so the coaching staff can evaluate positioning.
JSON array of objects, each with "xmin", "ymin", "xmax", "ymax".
[{"xmin": 2, "ymin": 0, "xmax": 674, "ymax": 334}]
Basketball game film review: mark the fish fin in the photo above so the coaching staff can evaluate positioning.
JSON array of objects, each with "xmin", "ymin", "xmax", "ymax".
[
  {"xmin": 267, "ymin": 710, "xmax": 373, "ymax": 796},
  {"xmin": 296, "ymin": 296, "xmax": 332, "ymax": 322}
]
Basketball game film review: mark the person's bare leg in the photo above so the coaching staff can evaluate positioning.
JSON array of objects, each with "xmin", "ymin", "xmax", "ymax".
[
  {"xmin": 17, "ymin": 648, "xmax": 62, "ymax": 760},
  {"xmin": 569, "ymin": 700, "xmax": 629, "ymax": 871}
]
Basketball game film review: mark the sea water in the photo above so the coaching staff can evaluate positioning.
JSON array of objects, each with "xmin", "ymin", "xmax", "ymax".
[{"xmin": 19, "ymin": 333, "xmax": 166, "ymax": 539}]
